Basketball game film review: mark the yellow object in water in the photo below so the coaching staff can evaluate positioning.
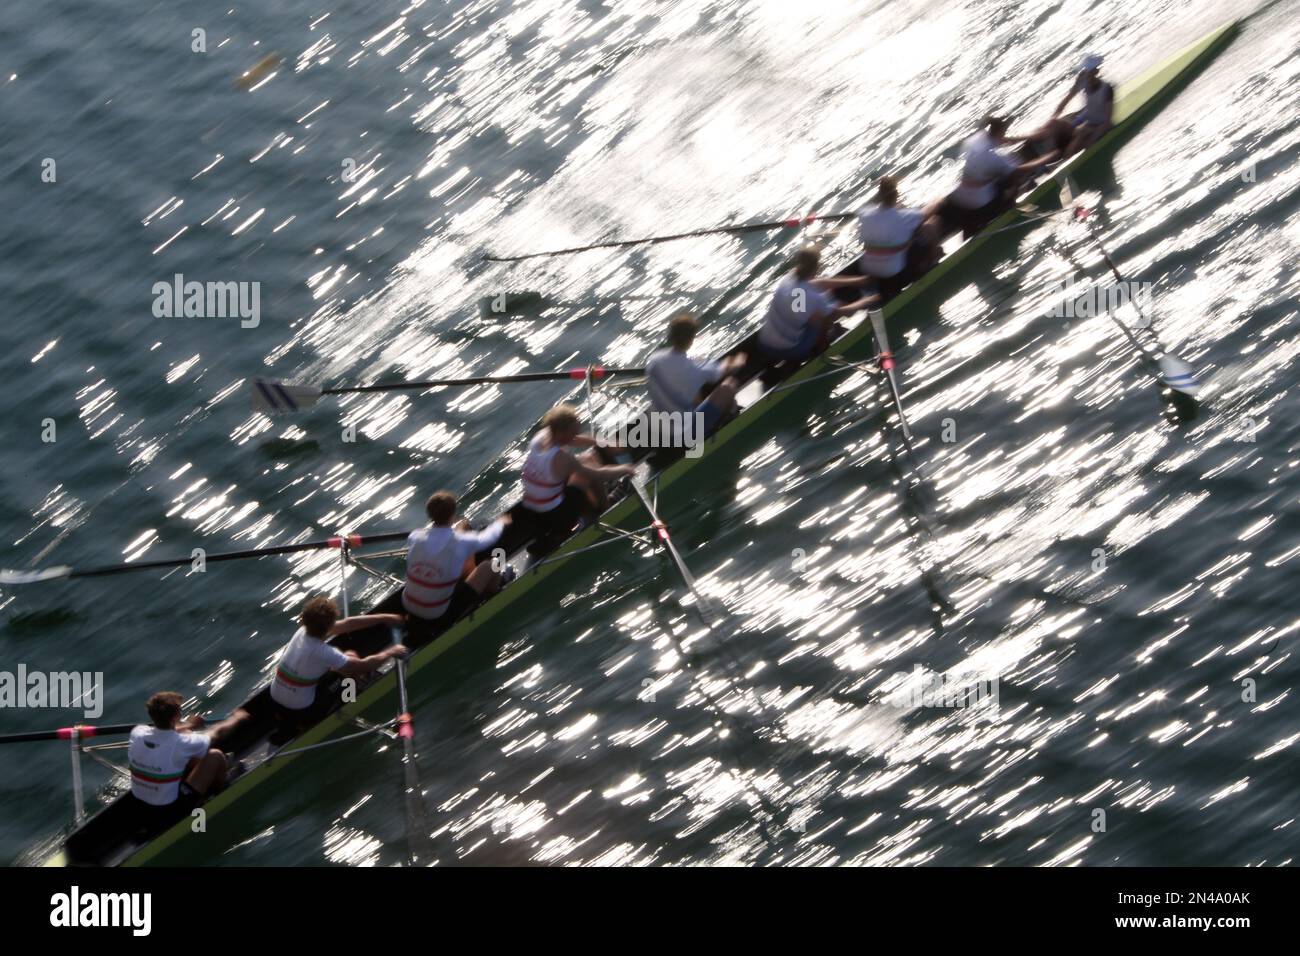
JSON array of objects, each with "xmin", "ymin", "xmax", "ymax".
[{"xmin": 235, "ymin": 53, "xmax": 281, "ymax": 90}]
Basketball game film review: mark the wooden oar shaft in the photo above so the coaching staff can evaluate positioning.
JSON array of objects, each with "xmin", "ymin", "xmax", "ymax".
[
  {"xmin": 323, "ymin": 366, "xmax": 645, "ymax": 396},
  {"xmin": 483, "ymin": 213, "xmax": 856, "ymax": 262},
  {"xmin": 0, "ymin": 723, "xmax": 136, "ymax": 745}
]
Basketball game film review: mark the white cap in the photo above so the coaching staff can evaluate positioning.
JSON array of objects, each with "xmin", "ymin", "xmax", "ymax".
[{"xmin": 1080, "ymin": 53, "xmax": 1103, "ymax": 72}]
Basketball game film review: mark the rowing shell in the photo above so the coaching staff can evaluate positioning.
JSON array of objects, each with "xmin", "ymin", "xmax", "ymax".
[{"xmin": 46, "ymin": 18, "xmax": 1238, "ymax": 867}]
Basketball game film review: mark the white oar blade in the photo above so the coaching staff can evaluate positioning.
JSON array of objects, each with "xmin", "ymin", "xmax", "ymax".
[
  {"xmin": 868, "ymin": 309, "xmax": 891, "ymax": 352},
  {"xmin": 1157, "ymin": 355, "xmax": 1202, "ymax": 398},
  {"xmin": 1059, "ymin": 175, "xmax": 1077, "ymax": 209},
  {"xmin": 250, "ymin": 379, "xmax": 323, "ymax": 413},
  {"xmin": 0, "ymin": 566, "xmax": 73, "ymax": 585}
]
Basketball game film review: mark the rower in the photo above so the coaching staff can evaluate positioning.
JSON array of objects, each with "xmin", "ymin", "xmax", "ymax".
[
  {"xmin": 126, "ymin": 692, "xmax": 248, "ymax": 826},
  {"xmin": 1010, "ymin": 54, "xmax": 1114, "ymax": 164},
  {"xmin": 645, "ymin": 312, "xmax": 746, "ymax": 436},
  {"xmin": 270, "ymin": 596, "xmax": 407, "ymax": 724},
  {"xmin": 757, "ymin": 245, "xmax": 877, "ymax": 363},
  {"xmin": 858, "ymin": 176, "xmax": 941, "ymax": 301},
  {"xmin": 397, "ymin": 491, "xmax": 512, "ymax": 642},
  {"xmin": 924, "ymin": 116, "xmax": 1049, "ymax": 241},
  {"xmin": 495, "ymin": 404, "xmax": 637, "ymax": 558}
]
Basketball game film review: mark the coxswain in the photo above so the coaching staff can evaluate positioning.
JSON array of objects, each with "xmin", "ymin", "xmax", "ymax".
[
  {"xmin": 126, "ymin": 692, "xmax": 248, "ymax": 826},
  {"xmin": 270, "ymin": 596, "xmax": 407, "ymax": 723},
  {"xmin": 1009, "ymin": 54, "xmax": 1114, "ymax": 164},
  {"xmin": 757, "ymin": 246, "xmax": 877, "ymax": 363},
  {"xmin": 396, "ymin": 490, "xmax": 512, "ymax": 642},
  {"xmin": 645, "ymin": 312, "xmax": 746, "ymax": 436},
  {"xmin": 924, "ymin": 116, "xmax": 1050, "ymax": 241},
  {"xmin": 858, "ymin": 176, "xmax": 941, "ymax": 301}
]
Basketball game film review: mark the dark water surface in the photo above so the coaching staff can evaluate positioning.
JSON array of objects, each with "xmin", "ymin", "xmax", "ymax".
[{"xmin": 1, "ymin": 0, "xmax": 1297, "ymax": 865}]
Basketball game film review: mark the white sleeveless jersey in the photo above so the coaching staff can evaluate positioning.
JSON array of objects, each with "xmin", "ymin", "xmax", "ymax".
[
  {"xmin": 521, "ymin": 431, "xmax": 566, "ymax": 512},
  {"xmin": 1075, "ymin": 76, "xmax": 1112, "ymax": 124},
  {"xmin": 402, "ymin": 521, "xmax": 505, "ymax": 619},
  {"xmin": 858, "ymin": 204, "xmax": 925, "ymax": 277},
  {"xmin": 951, "ymin": 132, "xmax": 1019, "ymax": 209}
]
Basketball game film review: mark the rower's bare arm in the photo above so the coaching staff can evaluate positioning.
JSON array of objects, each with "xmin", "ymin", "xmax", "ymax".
[
  {"xmin": 1051, "ymin": 80, "xmax": 1079, "ymax": 117},
  {"xmin": 834, "ymin": 295, "xmax": 879, "ymax": 317},
  {"xmin": 572, "ymin": 432, "xmax": 628, "ymax": 455},
  {"xmin": 721, "ymin": 352, "xmax": 747, "ymax": 374},
  {"xmin": 329, "ymin": 613, "xmax": 406, "ymax": 635},
  {"xmin": 813, "ymin": 275, "xmax": 870, "ymax": 290},
  {"xmin": 460, "ymin": 517, "xmax": 508, "ymax": 549},
  {"xmin": 335, "ymin": 644, "xmax": 408, "ymax": 677},
  {"xmin": 204, "ymin": 708, "xmax": 251, "ymax": 743},
  {"xmin": 574, "ymin": 456, "xmax": 637, "ymax": 481},
  {"xmin": 1017, "ymin": 154, "xmax": 1056, "ymax": 173}
]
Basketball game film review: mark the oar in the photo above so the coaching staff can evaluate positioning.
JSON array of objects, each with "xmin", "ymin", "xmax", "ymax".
[
  {"xmin": 869, "ymin": 310, "xmax": 920, "ymax": 458},
  {"xmin": 1058, "ymin": 178, "xmax": 1201, "ymax": 398},
  {"xmin": 0, "ymin": 530, "xmax": 413, "ymax": 585},
  {"xmin": 483, "ymin": 212, "xmax": 857, "ymax": 263},
  {"xmin": 625, "ymin": 478, "xmax": 796, "ymax": 758},
  {"xmin": 251, "ymin": 366, "xmax": 646, "ymax": 413},
  {"xmin": 477, "ymin": 288, "xmax": 734, "ymax": 317},
  {"xmin": 0, "ymin": 723, "xmax": 136, "ymax": 745},
  {"xmin": 624, "ymin": 480, "xmax": 795, "ymax": 843},
  {"xmin": 391, "ymin": 640, "xmax": 432, "ymax": 867},
  {"xmin": 866, "ymin": 311, "xmax": 954, "ymax": 617},
  {"xmin": 625, "ymin": 479, "xmax": 719, "ymax": 627}
]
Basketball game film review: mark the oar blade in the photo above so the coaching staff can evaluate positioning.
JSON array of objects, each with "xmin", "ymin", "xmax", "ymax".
[
  {"xmin": 0, "ymin": 566, "xmax": 74, "ymax": 585},
  {"xmin": 477, "ymin": 291, "xmax": 549, "ymax": 316},
  {"xmin": 1157, "ymin": 354, "xmax": 1202, "ymax": 398},
  {"xmin": 1059, "ymin": 176, "xmax": 1077, "ymax": 209},
  {"xmin": 250, "ymin": 379, "xmax": 323, "ymax": 414},
  {"xmin": 868, "ymin": 309, "xmax": 892, "ymax": 352}
]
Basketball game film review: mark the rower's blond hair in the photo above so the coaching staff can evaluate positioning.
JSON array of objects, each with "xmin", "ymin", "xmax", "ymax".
[{"xmin": 543, "ymin": 404, "xmax": 581, "ymax": 435}]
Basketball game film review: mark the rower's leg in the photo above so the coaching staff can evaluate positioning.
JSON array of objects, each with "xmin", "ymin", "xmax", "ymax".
[
  {"xmin": 707, "ymin": 377, "xmax": 738, "ymax": 411},
  {"xmin": 570, "ymin": 450, "xmax": 610, "ymax": 513},
  {"xmin": 702, "ymin": 378, "xmax": 739, "ymax": 430},
  {"xmin": 204, "ymin": 707, "xmax": 252, "ymax": 750},
  {"xmin": 1008, "ymin": 122, "xmax": 1052, "ymax": 146},
  {"xmin": 917, "ymin": 223, "xmax": 943, "ymax": 269},
  {"xmin": 1067, "ymin": 122, "xmax": 1108, "ymax": 156},
  {"xmin": 465, "ymin": 559, "xmax": 501, "ymax": 596},
  {"xmin": 185, "ymin": 749, "xmax": 230, "ymax": 796}
]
